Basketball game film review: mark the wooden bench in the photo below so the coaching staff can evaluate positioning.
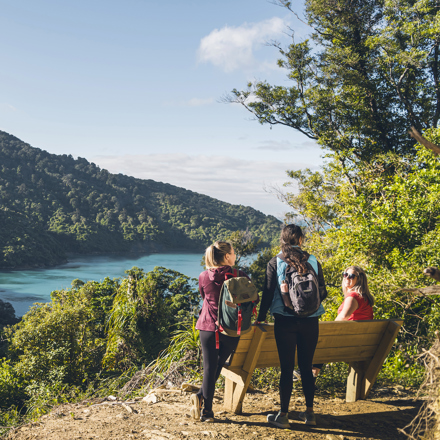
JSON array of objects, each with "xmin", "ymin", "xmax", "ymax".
[{"xmin": 221, "ymin": 319, "xmax": 403, "ymax": 414}]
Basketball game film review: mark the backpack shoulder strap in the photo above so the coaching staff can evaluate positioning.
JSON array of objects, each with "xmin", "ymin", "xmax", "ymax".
[
  {"xmin": 232, "ymin": 268, "xmax": 239, "ymax": 277},
  {"xmin": 307, "ymin": 255, "xmax": 318, "ymax": 275},
  {"xmin": 277, "ymin": 252, "xmax": 287, "ymax": 264}
]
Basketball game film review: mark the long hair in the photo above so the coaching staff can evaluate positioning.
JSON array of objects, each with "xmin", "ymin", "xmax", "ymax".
[
  {"xmin": 205, "ymin": 241, "xmax": 232, "ymax": 269},
  {"xmin": 280, "ymin": 224, "xmax": 310, "ymax": 274},
  {"xmin": 342, "ymin": 265, "xmax": 375, "ymax": 306}
]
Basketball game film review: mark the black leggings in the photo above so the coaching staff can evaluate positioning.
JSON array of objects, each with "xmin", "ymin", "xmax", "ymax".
[
  {"xmin": 274, "ymin": 313, "xmax": 319, "ymax": 412},
  {"xmin": 197, "ymin": 330, "xmax": 240, "ymax": 412}
]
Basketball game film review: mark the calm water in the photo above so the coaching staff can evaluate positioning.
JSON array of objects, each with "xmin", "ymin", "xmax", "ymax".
[{"xmin": 0, "ymin": 253, "xmax": 204, "ymax": 317}]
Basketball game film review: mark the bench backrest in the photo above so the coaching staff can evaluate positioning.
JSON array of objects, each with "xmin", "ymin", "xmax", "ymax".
[{"xmin": 228, "ymin": 319, "xmax": 403, "ymax": 370}]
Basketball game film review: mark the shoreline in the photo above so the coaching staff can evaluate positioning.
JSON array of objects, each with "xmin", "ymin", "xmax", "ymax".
[
  {"xmin": 0, "ymin": 252, "xmax": 205, "ymax": 318},
  {"xmin": 0, "ymin": 247, "xmax": 205, "ymax": 272}
]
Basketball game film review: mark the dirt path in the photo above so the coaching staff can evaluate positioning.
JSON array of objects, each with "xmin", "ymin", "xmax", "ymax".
[{"xmin": 5, "ymin": 388, "xmax": 421, "ymax": 440}]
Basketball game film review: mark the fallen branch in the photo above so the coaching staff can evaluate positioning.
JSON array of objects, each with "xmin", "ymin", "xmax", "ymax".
[
  {"xmin": 149, "ymin": 388, "xmax": 182, "ymax": 394},
  {"xmin": 409, "ymin": 126, "xmax": 440, "ymax": 155},
  {"xmin": 89, "ymin": 400, "xmax": 136, "ymax": 408},
  {"xmin": 397, "ymin": 286, "xmax": 440, "ymax": 296}
]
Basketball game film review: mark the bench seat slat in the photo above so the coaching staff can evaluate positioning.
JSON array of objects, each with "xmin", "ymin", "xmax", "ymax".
[
  {"xmin": 316, "ymin": 333, "xmax": 383, "ymax": 348},
  {"xmin": 253, "ymin": 321, "xmax": 400, "ymax": 337},
  {"xmin": 230, "ymin": 344, "xmax": 378, "ymax": 368},
  {"xmin": 235, "ymin": 332, "xmax": 383, "ymax": 355}
]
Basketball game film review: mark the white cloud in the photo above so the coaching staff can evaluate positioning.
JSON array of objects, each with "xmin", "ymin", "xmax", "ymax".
[
  {"xmin": 91, "ymin": 153, "xmax": 314, "ymax": 217},
  {"xmin": 255, "ymin": 139, "xmax": 320, "ymax": 151},
  {"xmin": 0, "ymin": 103, "xmax": 18, "ymax": 112},
  {"xmin": 198, "ymin": 17, "xmax": 287, "ymax": 73},
  {"xmin": 162, "ymin": 97, "xmax": 215, "ymax": 107},
  {"xmin": 187, "ymin": 97, "xmax": 215, "ymax": 107}
]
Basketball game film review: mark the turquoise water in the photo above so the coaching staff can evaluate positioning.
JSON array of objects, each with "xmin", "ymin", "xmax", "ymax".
[{"xmin": 0, "ymin": 253, "xmax": 204, "ymax": 317}]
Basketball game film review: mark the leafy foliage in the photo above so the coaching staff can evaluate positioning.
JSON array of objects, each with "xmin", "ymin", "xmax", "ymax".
[
  {"xmin": 142, "ymin": 318, "xmax": 202, "ymax": 390},
  {"xmin": 0, "ymin": 130, "xmax": 281, "ymax": 269},
  {"xmin": 104, "ymin": 267, "xmax": 199, "ymax": 370},
  {"xmin": 0, "ymin": 266, "xmax": 198, "ymax": 421},
  {"xmin": 230, "ymin": 0, "xmax": 440, "ymax": 161},
  {"xmin": 280, "ymin": 133, "xmax": 440, "ymax": 386}
]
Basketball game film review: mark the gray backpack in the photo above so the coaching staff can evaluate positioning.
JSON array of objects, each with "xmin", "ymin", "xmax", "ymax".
[
  {"xmin": 217, "ymin": 269, "xmax": 259, "ymax": 344},
  {"xmin": 282, "ymin": 261, "xmax": 321, "ymax": 317}
]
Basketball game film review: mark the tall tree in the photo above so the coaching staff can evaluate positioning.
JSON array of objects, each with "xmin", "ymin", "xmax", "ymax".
[{"xmin": 229, "ymin": 0, "xmax": 440, "ymax": 162}]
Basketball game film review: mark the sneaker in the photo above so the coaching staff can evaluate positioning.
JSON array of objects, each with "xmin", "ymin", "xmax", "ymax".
[
  {"xmin": 292, "ymin": 369, "xmax": 301, "ymax": 381},
  {"xmin": 200, "ymin": 410, "xmax": 215, "ymax": 422},
  {"xmin": 190, "ymin": 394, "xmax": 202, "ymax": 420},
  {"xmin": 298, "ymin": 411, "xmax": 316, "ymax": 426},
  {"xmin": 267, "ymin": 411, "xmax": 290, "ymax": 429}
]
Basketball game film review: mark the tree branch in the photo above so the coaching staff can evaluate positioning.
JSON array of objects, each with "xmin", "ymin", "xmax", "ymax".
[{"xmin": 408, "ymin": 126, "xmax": 440, "ymax": 156}]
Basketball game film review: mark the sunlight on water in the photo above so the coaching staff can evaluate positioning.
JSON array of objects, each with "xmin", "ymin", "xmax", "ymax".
[{"xmin": 0, "ymin": 253, "xmax": 204, "ymax": 317}]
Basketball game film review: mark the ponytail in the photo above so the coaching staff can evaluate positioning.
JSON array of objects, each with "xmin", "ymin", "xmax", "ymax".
[{"xmin": 205, "ymin": 241, "xmax": 233, "ymax": 269}]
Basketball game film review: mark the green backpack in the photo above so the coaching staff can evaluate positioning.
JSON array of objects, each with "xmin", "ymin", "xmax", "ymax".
[{"xmin": 216, "ymin": 269, "xmax": 259, "ymax": 346}]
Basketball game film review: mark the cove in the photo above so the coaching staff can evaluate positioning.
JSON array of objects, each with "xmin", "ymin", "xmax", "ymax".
[{"xmin": 0, "ymin": 252, "xmax": 204, "ymax": 318}]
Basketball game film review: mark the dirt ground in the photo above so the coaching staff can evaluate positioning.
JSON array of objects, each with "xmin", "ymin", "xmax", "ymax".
[{"xmin": 4, "ymin": 387, "xmax": 422, "ymax": 440}]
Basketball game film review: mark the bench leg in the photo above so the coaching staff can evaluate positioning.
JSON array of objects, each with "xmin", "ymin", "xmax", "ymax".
[
  {"xmin": 363, "ymin": 321, "xmax": 401, "ymax": 399},
  {"xmin": 231, "ymin": 373, "xmax": 252, "ymax": 414},
  {"xmin": 224, "ymin": 378, "xmax": 236, "ymax": 412},
  {"xmin": 346, "ymin": 361, "xmax": 366, "ymax": 402},
  {"xmin": 221, "ymin": 325, "xmax": 268, "ymax": 415}
]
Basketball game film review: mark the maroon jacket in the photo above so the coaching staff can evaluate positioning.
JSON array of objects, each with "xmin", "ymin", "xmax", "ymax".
[{"xmin": 196, "ymin": 266, "xmax": 250, "ymax": 332}]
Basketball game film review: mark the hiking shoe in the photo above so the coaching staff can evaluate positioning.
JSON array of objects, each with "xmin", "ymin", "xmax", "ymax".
[
  {"xmin": 292, "ymin": 369, "xmax": 301, "ymax": 381},
  {"xmin": 267, "ymin": 411, "xmax": 290, "ymax": 429},
  {"xmin": 298, "ymin": 411, "xmax": 316, "ymax": 426},
  {"xmin": 190, "ymin": 394, "xmax": 202, "ymax": 420},
  {"xmin": 200, "ymin": 410, "xmax": 215, "ymax": 422}
]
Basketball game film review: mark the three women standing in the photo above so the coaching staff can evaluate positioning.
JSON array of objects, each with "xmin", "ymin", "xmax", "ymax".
[
  {"xmin": 257, "ymin": 224, "xmax": 327, "ymax": 427},
  {"xmin": 193, "ymin": 231, "xmax": 372, "ymax": 427},
  {"xmin": 191, "ymin": 241, "xmax": 252, "ymax": 422}
]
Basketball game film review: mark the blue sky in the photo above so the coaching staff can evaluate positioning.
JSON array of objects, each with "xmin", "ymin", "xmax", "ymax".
[{"xmin": 0, "ymin": 0, "xmax": 325, "ymax": 217}]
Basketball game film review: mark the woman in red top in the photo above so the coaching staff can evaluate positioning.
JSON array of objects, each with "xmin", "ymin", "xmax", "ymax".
[
  {"xmin": 312, "ymin": 266, "xmax": 374, "ymax": 379},
  {"xmin": 190, "ymin": 241, "xmax": 251, "ymax": 423},
  {"xmin": 336, "ymin": 265, "xmax": 374, "ymax": 321}
]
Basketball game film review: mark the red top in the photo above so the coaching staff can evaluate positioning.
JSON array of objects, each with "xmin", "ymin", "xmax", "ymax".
[
  {"xmin": 338, "ymin": 291, "xmax": 373, "ymax": 321},
  {"xmin": 196, "ymin": 266, "xmax": 250, "ymax": 332}
]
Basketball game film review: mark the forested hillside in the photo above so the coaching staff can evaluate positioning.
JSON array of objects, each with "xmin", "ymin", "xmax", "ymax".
[{"xmin": 0, "ymin": 131, "xmax": 281, "ymax": 269}]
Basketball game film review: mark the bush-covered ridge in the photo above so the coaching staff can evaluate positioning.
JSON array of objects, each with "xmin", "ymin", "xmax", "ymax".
[{"xmin": 0, "ymin": 130, "xmax": 281, "ymax": 269}]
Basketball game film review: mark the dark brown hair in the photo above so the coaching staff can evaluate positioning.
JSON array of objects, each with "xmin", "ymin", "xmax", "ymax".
[{"xmin": 280, "ymin": 224, "xmax": 310, "ymax": 274}]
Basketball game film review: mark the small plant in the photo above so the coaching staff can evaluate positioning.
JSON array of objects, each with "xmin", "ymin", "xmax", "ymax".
[
  {"xmin": 251, "ymin": 367, "xmax": 281, "ymax": 390},
  {"xmin": 145, "ymin": 318, "xmax": 201, "ymax": 384},
  {"xmin": 377, "ymin": 346, "xmax": 425, "ymax": 388}
]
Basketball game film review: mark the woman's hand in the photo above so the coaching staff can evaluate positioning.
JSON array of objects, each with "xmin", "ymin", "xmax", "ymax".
[{"xmin": 335, "ymin": 296, "xmax": 359, "ymax": 321}]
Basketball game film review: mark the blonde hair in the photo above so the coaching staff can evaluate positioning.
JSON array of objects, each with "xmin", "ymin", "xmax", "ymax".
[
  {"xmin": 342, "ymin": 265, "xmax": 375, "ymax": 306},
  {"xmin": 205, "ymin": 241, "xmax": 232, "ymax": 269}
]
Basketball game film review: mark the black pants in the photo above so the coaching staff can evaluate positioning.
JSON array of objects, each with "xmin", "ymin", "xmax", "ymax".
[
  {"xmin": 274, "ymin": 313, "xmax": 319, "ymax": 412},
  {"xmin": 197, "ymin": 330, "xmax": 240, "ymax": 412}
]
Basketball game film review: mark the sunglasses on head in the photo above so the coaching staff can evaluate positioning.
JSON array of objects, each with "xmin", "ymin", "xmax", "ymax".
[{"xmin": 343, "ymin": 272, "xmax": 357, "ymax": 280}]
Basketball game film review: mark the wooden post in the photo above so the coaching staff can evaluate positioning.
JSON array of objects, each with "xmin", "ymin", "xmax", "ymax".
[
  {"xmin": 362, "ymin": 320, "xmax": 402, "ymax": 398},
  {"xmin": 222, "ymin": 325, "xmax": 267, "ymax": 414},
  {"xmin": 346, "ymin": 361, "xmax": 367, "ymax": 402},
  {"xmin": 224, "ymin": 378, "xmax": 236, "ymax": 412}
]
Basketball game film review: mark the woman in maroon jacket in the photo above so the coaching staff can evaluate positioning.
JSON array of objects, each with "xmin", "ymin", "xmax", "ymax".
[{"xmin": 190, "ymin": 241, "xmax": 250, "ymax": 422}]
